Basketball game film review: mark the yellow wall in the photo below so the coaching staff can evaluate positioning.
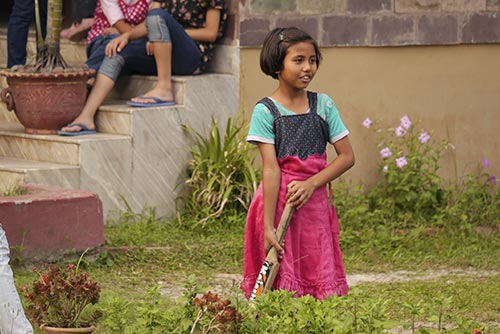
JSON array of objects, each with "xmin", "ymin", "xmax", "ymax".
[{"xmin": 240, "ymin": 45, "xmax": 500, "ymax": 187}]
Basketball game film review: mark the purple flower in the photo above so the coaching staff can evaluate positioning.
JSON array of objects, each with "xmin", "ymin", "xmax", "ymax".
[
  {"xmin": 382, "ymin": 165, "xmax": 388, "ymax": 173},
  {"xmin": 362, "ymin": 117, "xmax": 372, "ymax": 128},
  {"xmin": 492, "ymin": 175, "xmax": 497, "ymax": 185},
  {"xmin": 395, "ymin": 126, "xmax": 406, "ymax": 137},
  {"xmin": 400, "ymin": 115, "xmax": 412, "ymax": 129},
  {"xmin": 419, "ymin": 132, "xmax": 431, "ymax": 144},
  {"xmin": 396, "ymin": 156, "xmax": 408, "ymax": 169},
  {"xmin": 380, "ymin": 147, "xmax": 392, "ymax": 159},
  {"xmin": 483, "ymin": 159, "xmax": 490, "ymax": 168}
]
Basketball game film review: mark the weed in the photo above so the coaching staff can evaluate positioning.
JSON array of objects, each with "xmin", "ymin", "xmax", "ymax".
[{"xmin": 1, "ymin": 184, "xmax": 28, "ymax": 196}]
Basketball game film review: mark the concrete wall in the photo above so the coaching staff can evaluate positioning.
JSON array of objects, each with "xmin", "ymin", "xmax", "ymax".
[
  {"xmin": 238, "ymin": 0, "xmax": 500, "ymax": 186},
  {"xmin": 239, "ymin": 0, "xmax": 500, "ymax": 47}
]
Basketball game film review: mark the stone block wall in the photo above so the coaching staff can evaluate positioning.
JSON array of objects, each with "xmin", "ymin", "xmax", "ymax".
[{"xmin": 239, "ymin": 0, "xmax": 500, "ymax": 47}]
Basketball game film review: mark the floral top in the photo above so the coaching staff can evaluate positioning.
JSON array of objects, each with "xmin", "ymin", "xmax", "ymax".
[{"xmin": 162, "ymin": 0, "xmax": 226, "ymax": 67}]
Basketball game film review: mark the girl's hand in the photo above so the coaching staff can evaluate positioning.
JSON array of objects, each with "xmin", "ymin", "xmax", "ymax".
[
  {"xmin": 286, "ymin": 180, "xmax": 315, "ymax": 209},
  {"xmin": 105, "ymin": 34, "xmax": 130, "ymax": 57},
  {"xmin": 264, "ymin": 228, "xmax": 284, "ymax": 255}
]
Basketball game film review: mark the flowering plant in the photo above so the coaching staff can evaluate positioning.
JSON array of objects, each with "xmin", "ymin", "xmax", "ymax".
[
  {"xmin": 21, "ymin": 258, "xmax": 102, "ymax": 328},
  {"xmin": 191, "ymin": 291, "xmax": 241, "ymax": 333},
  {"xmin": 363, "ymin": 115, "xmax": 449, "ymax": 216}
]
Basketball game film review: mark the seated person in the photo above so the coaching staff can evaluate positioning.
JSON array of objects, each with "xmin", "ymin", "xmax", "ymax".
[
  {"xmin": 58, "ymin": 0, "xmax": 226, "ymax": 136},
  {"xmin": 85, "ymin": 0, "xmax": 152, "ymax": 79}
]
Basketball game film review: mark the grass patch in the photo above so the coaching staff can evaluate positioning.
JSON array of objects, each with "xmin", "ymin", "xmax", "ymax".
[{"xmin": 13, "ymin": 206, "xmax": 500, "ymax": 333}]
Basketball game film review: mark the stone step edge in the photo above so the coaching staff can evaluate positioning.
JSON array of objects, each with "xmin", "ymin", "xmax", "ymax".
[
  {"xmin": 0, "ymin": 156, "xmax": 78, "ymax": 173},
  {"xmin": 0, "ymin": 123, "xmax": 130, "ymax": 143}
]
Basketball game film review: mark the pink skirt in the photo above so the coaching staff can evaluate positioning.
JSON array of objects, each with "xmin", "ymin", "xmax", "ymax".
[{"xmin": 241, "ymin": 155, "xmax": 349, "ymax": 300}]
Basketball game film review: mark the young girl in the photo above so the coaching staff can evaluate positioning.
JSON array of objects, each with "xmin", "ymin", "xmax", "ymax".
[
  {"xmin": 84, "ymin": 0, "xmax": 151, "ymax": 76},
  {"xmin": 241, "ymin": 27, "xmax": 355, "ymax": 300},
  {"xmin": 58, "ymin": 0, "xmax": 225, "ymax": 135}
]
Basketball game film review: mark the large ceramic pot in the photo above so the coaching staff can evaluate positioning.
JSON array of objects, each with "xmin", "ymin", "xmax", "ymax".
[
  {"xmin": 0, "ymin": 69, "xmax": 95, "ymax": 134},
  {"xmin": 40, "ymin": 325, "xmax": 96, "ymax": 334}
]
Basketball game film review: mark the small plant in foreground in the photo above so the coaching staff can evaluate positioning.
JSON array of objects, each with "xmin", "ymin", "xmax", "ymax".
[
  {"xmin": 21, "ymin": 252, "xmax": 102, "ymax": 328},
  {"xmin": 182, "ymin": 116, "xmax": 260, "ymax": 225},
  {"xmin": 363, "ymin": 115, "xmax": 448, "ymax": 217},
  {"xmin": 191, "ymin": 291, "xmax": 241, "ymax": 333}
]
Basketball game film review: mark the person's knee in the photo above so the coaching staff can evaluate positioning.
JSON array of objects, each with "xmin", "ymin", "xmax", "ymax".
[
  {"xmin": 98, "ymin": 55, "xmax": 124, "ymax": 82},
  {"xmin": 146, "ymin": 12, "xmax": 172, "ymax": 43}
]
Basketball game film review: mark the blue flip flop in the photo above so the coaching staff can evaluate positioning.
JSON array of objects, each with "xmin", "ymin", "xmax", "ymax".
[
  {"xmin": 127, "ymin": 95, "xmax": 176, "ymax": 107},
  {"xmin": 57, "ymin": 123, "xmax": 97, "ymax": 136}
]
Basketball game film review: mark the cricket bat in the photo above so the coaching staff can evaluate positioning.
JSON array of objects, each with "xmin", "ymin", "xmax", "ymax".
[{"xmin": 249, "ymin": 204, "xmax": 295, "ymax": 301}]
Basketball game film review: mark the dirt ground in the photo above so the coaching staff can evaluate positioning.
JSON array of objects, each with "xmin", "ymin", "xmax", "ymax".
[{"xmin": 158, "ymin": 268, "xmax": 500, "ymax": 300}]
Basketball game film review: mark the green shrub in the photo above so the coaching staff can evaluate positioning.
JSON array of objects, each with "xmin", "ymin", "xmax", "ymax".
[
  {"xmin": 181, "ymin": 116, "xmax": 260, "ymax": 225},
  {"xmin": 439, "ymin": 161, "xmax": 499, "ymax": 229}
]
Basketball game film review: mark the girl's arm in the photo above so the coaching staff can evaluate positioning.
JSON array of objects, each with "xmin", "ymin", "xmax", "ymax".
[
  {"xmin": 110, "ymin": 0, "xmax": 155, "ymax": 33},
  {"xmin": 105, "ymin": 21, "xmax": 148, "ymax": 56},
  {"xmin": 287, "ymin": 136, "xmax": 355, "ymax": 209},
  {"xmin": 101, "ymin": 0, "xmax": 132, "ymax": 32},
  {"xmin": 258, "ymin": 143, "xmax": 284, "ymax": 254},
  {"xmin": 185, "ymin": 8, "xmax": 222, "ymax": 43},
  {"xmin": 111, "ymin": 20, "xmax": 135, "ymax": 34}
]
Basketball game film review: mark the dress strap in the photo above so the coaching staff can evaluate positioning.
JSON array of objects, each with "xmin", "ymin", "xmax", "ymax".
[
  {"xmin": 257, "ymin": 92, "xmax": 317, "ymax": 118},
  {"xmin": 257, "ymin": 97, "xmax": 281, "ymax": 119},
  {"xmin": 307, "ymin": 91, "xmax": 318, "ymax": 114}
]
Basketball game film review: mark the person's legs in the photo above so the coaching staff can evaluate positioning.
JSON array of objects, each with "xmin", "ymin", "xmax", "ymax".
[
  {"xmin": 59, "ymin": 74, "xmax": 115, "ymax": 133},
  {"xmin": 129, "ymin": 8, "xmax": 202, "ymax": 104},
  {"xmin": 7, "ymin": 0, "xmax": 47, "ymax": 67},
  {"xmin": 0, "ymin": 225, "xmax": 33, "ymax": 334},
  {"xmin": 59, "ymin": 54, "xmax": 126, "ymax": 134}
]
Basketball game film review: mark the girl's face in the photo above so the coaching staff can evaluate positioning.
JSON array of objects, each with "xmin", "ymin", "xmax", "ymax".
[{"xmin": 278, "ymin": 41, "xmax": 318, "ymax": 90}]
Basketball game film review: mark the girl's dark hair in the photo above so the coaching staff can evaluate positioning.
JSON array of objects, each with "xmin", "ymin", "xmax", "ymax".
[{"xmin": 260, "ymin": 27, "xmax": 322, "ymax": 80}]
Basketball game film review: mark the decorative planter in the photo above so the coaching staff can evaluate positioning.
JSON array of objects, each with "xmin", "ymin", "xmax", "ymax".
[
  {"xmin": 0, "ymin": 68, "xmax": 95, "ymax": 134},
  {"xmin": 41, "ymin": 325, "xmax": 96, "ymax": 334}
]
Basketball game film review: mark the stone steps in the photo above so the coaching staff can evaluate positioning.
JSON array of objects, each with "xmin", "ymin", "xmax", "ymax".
[
  {"xmin": 0, "ymin": 122, "xmax": 130, "ymax": 164},
  {"xmin": 0, "ymin": 73, "xmax": 238, "ymax": 218},
  {"xmin": 0, "ymin": 156, "xmax": 79, "ymax": 191},
  {"xmin": 0, "ymin": 28, "xmax": 239, "ymax": 219}
]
